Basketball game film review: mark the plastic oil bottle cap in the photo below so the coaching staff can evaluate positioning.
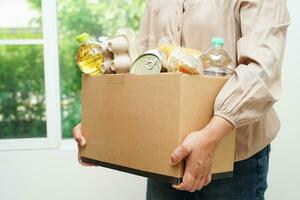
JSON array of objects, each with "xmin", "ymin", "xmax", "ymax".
[
  {"xmin": 212, "ymin": 37, "xmax": 224, "ymax": 47},
  {"xmin": 76, "ymin": 32, "xmax": 90, "ymax": 44}
]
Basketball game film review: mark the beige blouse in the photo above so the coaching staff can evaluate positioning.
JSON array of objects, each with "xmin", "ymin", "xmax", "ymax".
[{"xmin": 138, "ymin": 0, "xmax": 290, "ymax": 161}]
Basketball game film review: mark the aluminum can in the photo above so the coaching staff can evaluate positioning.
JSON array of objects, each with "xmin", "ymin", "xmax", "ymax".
[{"xmin": 130, "ymin": 50, "xmax": 165, "ymax": 74}]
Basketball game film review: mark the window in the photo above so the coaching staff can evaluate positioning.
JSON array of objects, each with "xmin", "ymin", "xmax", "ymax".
[
  {"xmin": 0, "ymin": 0, "xmax": 146, "ymax": 150},
  {"xmin": 57, "ymin": 0, "xmax": 145, "ymax": 138},
  {"xmin": 0, "ymin": 0, "xmax": 61, "ymax": 150}
]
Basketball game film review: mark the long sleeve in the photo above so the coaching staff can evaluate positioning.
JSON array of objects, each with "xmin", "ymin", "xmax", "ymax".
[
  {"xmin": 214, "ymin": 0, "xmax": 290, "ymax": 128},
  {"xmin": 138, "ymin": 0, "xmax": 151, "ymax": 52}
]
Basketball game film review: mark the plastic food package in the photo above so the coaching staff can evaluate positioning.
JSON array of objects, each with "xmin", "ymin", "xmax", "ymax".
[
  {"xmin": 166, "ymin": 47, "xmax": 204, "ymax": 75},
  {"xmin": 156, "ymin": 37, "xmax": 204, "ymax": 75}
]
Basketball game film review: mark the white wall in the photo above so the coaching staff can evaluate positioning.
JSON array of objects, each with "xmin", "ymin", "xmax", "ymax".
[
  {"xmin": 0, "ymin": 141, "xmax": 147, "ymax": 200},
  {"xmin": 265, "ymin": 0, "xmax": 300, "ymax": 199},
  {"xmin": 0, "ymin": 1, "xmax": 299, "ymax": 200}
]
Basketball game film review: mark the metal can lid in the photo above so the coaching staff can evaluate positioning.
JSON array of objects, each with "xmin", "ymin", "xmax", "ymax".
[{"xmin": 130, "ymin": 53, "xmax": 162, "ymax": 74}]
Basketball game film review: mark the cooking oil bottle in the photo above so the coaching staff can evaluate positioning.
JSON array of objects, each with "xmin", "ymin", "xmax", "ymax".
[
  {"xmin": 75, "ymin": 33, "xmax": 104, "ymax": 75},
  {"xmin": 200, "ymin": 37, "xmax": 233, "ymax": 77}
]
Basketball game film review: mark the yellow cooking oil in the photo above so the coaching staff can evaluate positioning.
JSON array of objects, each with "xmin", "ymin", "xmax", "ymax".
[{"xmin": 75, "ymin": 33, "xmax": 104, "ymax": 75}]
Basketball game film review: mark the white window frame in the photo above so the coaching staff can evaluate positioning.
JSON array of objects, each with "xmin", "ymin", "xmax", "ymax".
[{"xmin": 0, "ymin": 0, "xmax": 61, "ymax": 150}]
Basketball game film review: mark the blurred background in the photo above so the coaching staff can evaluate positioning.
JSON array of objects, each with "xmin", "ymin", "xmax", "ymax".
[
  {"xmin": 0, "ymin": 0, "xmax": 145, "ymax": 139},
  {"xmin": 0, "ymin": 0, "xmax": 299, "ymax": 199}
]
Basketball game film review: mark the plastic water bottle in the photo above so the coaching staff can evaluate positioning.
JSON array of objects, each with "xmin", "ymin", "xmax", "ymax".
[{"xmin": 200, "ymin": 37, "xmax": 233, "ymax": 77}]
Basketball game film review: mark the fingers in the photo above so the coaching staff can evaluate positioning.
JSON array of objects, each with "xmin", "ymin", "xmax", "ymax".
[
  {"xmin": 72, "ymin": 123, "xmax": 86, "ymax": 147},
  {"xmin": 203, "ymin": 173, "xmax": 212, "ymax": 186},
  {"xmin": 173, "ymin": 165, "xmax": 205, "ymax": 192},
  {"xmin": 170, "ymin": 144, "xmax": 191, "ymax": 165},
  {"xmin": 172, "ymin": 171, "xmax": 195, "ymax": 192},
  {"xmin": 173, "ymin": 153, "xmax": 204, "ymax": 191},
  {"xmin": 174, "ymin": 172, "xmax": 211, "ymax": 192},
  {"xmin": 170, "ymin": 131, "xmax": 215, "ymax": 192},
  {"xmin": 79, "ymin": 137, "xmax": 87, "ymax": 147},
  {"xmin": 192, "ymin": 171, "xmax": 211, "ymax": 191},
  {"xmin": 193, "ymin": 173, "xmax": 212, "ymax": 192},
  {"xmin": 191, "ymin": 175, "xmax": 205, "ymax": 192},
  {"xmin": 172, "ymin": 157, "xmax": 210, "ymax": 192},
  {"xmin": 72, "ymin": 123, "xmax": 95, "ymax": 167}
]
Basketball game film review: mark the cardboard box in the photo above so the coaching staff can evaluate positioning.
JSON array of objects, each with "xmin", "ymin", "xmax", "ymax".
[{"xmin": 80, "ymin": 73, "xmax": 235, "ymax": 184}]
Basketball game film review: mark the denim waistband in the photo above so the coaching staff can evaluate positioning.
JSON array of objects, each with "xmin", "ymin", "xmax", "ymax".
[{"xmin": 251, "ymin": 144, "xmax": 271, "ymax": 160}]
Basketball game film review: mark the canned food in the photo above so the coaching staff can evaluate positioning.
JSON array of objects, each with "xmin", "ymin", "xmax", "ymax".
[{"xmin": 130, "ymin": 50, "xmax": 165, "ymax": 74}]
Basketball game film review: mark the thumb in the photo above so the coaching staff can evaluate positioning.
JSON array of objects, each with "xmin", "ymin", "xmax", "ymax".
[
  {"xmin": 170, "ymin": 144, "xmax": 190, "ymax": 165},
  {"xmin": 79, "ymin": 137, "xmax": 86, "ymax": 146}
]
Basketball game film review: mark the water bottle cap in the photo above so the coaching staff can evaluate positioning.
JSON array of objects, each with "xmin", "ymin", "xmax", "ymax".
[
  {"xmin": 212, "ymin": 37, "xmax": 224, "ymax": 47},
  {"xmin": 76, "ymin": 32, "xmax": 90, "ymax": 44}
]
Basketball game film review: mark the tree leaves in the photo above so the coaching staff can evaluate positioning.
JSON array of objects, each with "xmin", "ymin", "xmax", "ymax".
[
  {"xmin": 0, "ymin": 0, "xmax": 145, "ymax": 139},
  {"xmin": 57, "ymin": 0, "xmax": 145, "ymax": 138}
]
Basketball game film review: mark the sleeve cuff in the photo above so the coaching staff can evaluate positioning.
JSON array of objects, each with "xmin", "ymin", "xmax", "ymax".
[{"xmin": 214, "ymin": 111, "xmax": 238, "ymax": 129}]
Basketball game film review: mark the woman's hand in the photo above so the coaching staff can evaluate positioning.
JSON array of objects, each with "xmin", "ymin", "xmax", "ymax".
[
  {"xmin": 72, "ymin": 122, "xmax": 95, "ymax": 166},
  {"xmin": 170, "ymin": 116, "xmax": 233, "ymax": 192}
]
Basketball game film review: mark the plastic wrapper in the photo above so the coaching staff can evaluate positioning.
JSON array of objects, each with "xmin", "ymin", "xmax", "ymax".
[
  {"xmin": 166, "ymin": 47, "xmax": 204, "ymax": 75},
  {"xmin": 156, "ymin": 37, "xmax": 204, "ymax": 75}
]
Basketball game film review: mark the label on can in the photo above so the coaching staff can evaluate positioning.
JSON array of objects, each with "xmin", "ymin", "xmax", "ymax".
[{"xmin": 130, "ymin": 50, "xmax": 164, "ymax": 74}]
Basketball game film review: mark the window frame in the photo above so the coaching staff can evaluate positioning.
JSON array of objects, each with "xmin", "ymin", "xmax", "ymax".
[{"xmin": 0, "ymin": 0, "xmax": 61, "ymax": 150}]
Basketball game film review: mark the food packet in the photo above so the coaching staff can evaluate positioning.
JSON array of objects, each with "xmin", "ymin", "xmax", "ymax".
[
  {"xmin": 167, "ymin": 48, "xmax": 203, "ymax": 75},
  {"xmin": 157, "ymin": 37, "xmax": 204, "ymax": 75}
]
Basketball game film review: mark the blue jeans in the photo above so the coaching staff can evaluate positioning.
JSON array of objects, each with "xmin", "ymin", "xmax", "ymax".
[{"xmin": 147, "ymin": 145, "xmax": 270, "ymax": 200}]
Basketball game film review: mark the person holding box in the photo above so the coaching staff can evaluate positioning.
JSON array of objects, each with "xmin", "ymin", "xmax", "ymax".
[{"xmin": 73, "ymin": 0, "xmax": 290, "ymax": 199}]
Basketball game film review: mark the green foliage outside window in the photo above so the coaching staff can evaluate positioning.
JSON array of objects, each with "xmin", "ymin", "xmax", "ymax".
[
  {"xmin": 0, "ymin": 0, "xmax": 145, "ymax": 139},
  {"xmin": 0, "ymin": 45, "xmax": 46, "ymax": 139}
]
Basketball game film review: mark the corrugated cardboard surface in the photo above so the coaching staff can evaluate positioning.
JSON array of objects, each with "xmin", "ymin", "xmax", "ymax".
[
  {"xmin": 181, "ymin": 75, "xmax": 235, "ymax": 174},
  {"xmin": 80, "ymin": 73, "xmax": 235, "ymax": 180}
]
